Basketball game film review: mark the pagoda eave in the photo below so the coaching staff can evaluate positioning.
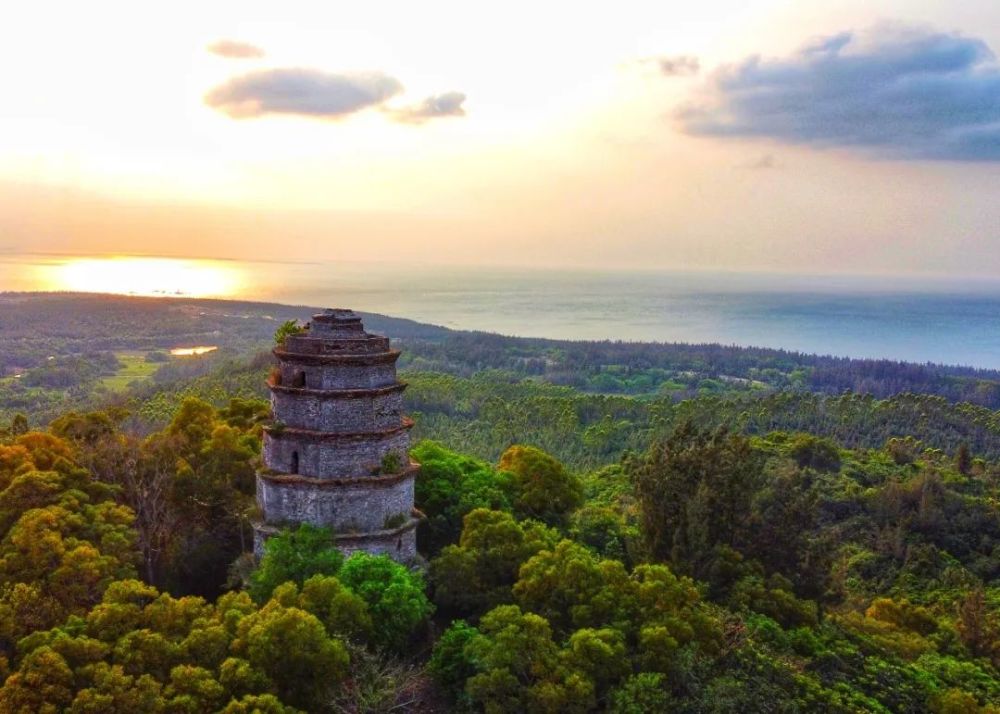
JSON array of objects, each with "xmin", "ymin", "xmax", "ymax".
[
  {"xmin": 273, "ymin": 348, "xmax": 401, "ymax": 367},
  {"xmin": 264, "ymin": 417, "xmax": 414, "ymax": 443},
  {"xmin": 258, "ymin": 462, "xmax": 420, "ymax": 488},
  {"xmin": 253, "ymin": 515, "xmax": 420, "ymax": 543},
  {"xmin": 252, "ymin": 517, "xmax": 420, "ymax": 560},
  {"xmin": 267, "ymin": 380, "xmax": 407, "ymax": 398}
]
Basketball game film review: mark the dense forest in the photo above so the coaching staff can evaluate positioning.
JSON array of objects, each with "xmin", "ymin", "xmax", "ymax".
[
  {"xmin": 2, "ymin": 293, "xmax": 1000, "ymax": 711},
  {"xmin": 402, "ymin": 331, "xmax": 1000, "ymax": 406}
]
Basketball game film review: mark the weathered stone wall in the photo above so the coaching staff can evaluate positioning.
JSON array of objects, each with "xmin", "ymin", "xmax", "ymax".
[
  {"xmin": 270, "ymin": 387, "xmax": 403, "ymax": 432},
  {"xmin": 263, "ymin": 427, "xmax": 410, "ymax": 478},
  {"xmin": 283, "ymin": 334, "xmax": 390, "ymax": 355},
  {"xmin": 257, "ymin": 471, "xmax": 415, "ymax": 531},
  {"xmin": 278, "ymin": 361, "xmax": 398, "ymax": 390},
  {"xmin": 253, "ymin": 518, "xmax": 419, "ymax": 561},
  {"xmin": 309, "ymin": 321, "xmax": 364, "ymax": 337},
  {"xmin": 333, "ymin": 522, "xmax": 418, "ymax": 561}
]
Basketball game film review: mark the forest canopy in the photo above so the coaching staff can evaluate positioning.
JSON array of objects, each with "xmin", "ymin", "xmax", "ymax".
[{"xmin": 2, "ymin": 294, "xmax": 1000, "ymax": 711}]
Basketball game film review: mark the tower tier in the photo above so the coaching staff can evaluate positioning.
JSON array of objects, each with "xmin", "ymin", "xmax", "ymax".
[
  {"xmin": 268, "ymin": 382, "xmax": 405, "ymax": 433},
  {"xmin": 262, "ymin": 420, "xmax": 412, "ymax": 479},
  {"xmin": 256, "ymin": 466, "xmax": 417, "ymax": 533},
  {"xmin": 273, "ymin": 349, "xmax": 400, "ymax": 390},
  {"xmin": 253, "ymin": 518, "xmax": 418, "ymax": 561},
  {"xmin": 282, "ymin": 333, "xmax": 391, "ymax": 355}
]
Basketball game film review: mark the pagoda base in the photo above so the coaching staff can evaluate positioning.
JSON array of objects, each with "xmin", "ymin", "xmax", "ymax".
[
  {"xmin": 252, "ymin": 516, "xmax": 420, "ymax": 563},
  {"xmin": 256, "ymin": 466, "xmax": 418, "ymax": 534}
]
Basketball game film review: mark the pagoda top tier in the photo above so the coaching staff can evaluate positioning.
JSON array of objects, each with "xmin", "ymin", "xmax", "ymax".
[
  {"xmin": 277, "ymin": 309, "xmax": 393, "ymax": 357},
  {"xmin": 310, "ymin": 308, "xmax": 364, "ymax": 336}
]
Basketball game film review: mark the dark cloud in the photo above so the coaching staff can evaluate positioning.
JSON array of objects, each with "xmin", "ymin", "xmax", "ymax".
[
  {"xmin": 677, "ymin": 26, "xmax": 1000, "ymax": 161},
  {"xmin": 653, "ymin": 55, "xmax": 700, "ymax": 76},
  {"xmin": 633, "ymin": 54, "xmax": 700, "ymax": 77},
  {"xmin": 390, "ymin": 91, "xmax": 467, "ymax": 124},
  {"xmin": 204, "ymin": 69, "xmax": 404, "ymax": 119},
  {"xmin": 207, "ymin": 39, "xmax": 265, "ymax": 59}
]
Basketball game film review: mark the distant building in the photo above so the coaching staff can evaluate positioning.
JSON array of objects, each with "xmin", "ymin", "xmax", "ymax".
[{"xmin": 253, "ymin": 309, "xmax": 419, "ymax": 561}]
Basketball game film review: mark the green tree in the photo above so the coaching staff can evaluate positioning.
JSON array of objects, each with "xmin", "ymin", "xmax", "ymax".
[
  {"xmin": 337, "ymin": 553, "xmax": 433, "ymax": 650},
  {"xmin": 248, "ymin": 524, "xmax": 344, "ymax": 604},
  {"xmin": 513, "ymin": 539, "xmax": 629, "ymax": 634},
  {"xmin": 957, "ymin": 589, "xmax": 1000, "ymax": 663},
  {"xmin": 57, "ymin": 400, "xmax": 262, "ymax": 595},
  {"xmin": 956, "ymin": 442, "xmax": 973, "ymax": 476},
  {"xmin": 561, "ymin": 627, "xmax": 628, "ymax": 696},
  {"xmin": 2, "ymin": 576, "xmax": 349, "ymax": 713},
  {"xmin": 747, "ymin": 463, "xmax": 827, "ymax": 598},
  {"xmin": 430, "ymin": 508, "xmax": 559, "ymax": 616},
  {"xmin": 786, "ymin": 433, "xmax": 841, "ymax": 472},
  {"xmin": 9, "ymin": 414, "xmax": 29, "ymax": 437},
  {"xmin": 0, "ymin": 647, "xmax": 77, "ymax": 712},
  {"xmin": 291, "ymin": 575, "xmax": 373, "ymax": 643},
  {"xmin": 628, "ymin": 422, "xmax": 765, "ymax": 585},
  {"xmin": 499, "ymin": 445, "xmax": 583, "ymax": 525},
  {"xmin": 569, "ymin": 504, "xmax": 636, "ymax": 566},
  {"xmin": 429, "ymin": 620, "xmax": 482, "ymax": 705},
  {"xmin": 221, "ymin": 694, "xmax": 301, "ymax": 714},
  {"xmin": 231, "ymin": 600, "xmax": 349, "ymax": 711},
  {"xmin": 728, "ymin": 574, "xmax": 818, "ymax": 628},
  {"xmin": 0, "ymin": 433, "xmax": 137, "ymax": 660},
  {"xmin": 411, "ymin": 440, "xmax": 511, "ymax": 555},
  {"xmin": 50, "ymin": 410, "xmax": 117, "ymax": 447},
  {"xmin": 69, "ymin": 662, "xmax": 164, "ymax": 713},
  {"xmin": 465, "ymin": 605, "xmax": 595, "ymax": 714},
  {"xmin": 608, "ymin": 673, "xmax": 671, "ymax": 714}
]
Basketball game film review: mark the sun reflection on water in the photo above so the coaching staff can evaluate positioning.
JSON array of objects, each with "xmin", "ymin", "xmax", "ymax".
[
  {"xmin": 39, "ymin": 256, "xmax": 243, "ymax": 298},
  {"xmin": 170, "ymin": 346, "xmax": 218, "ymax": 356}
]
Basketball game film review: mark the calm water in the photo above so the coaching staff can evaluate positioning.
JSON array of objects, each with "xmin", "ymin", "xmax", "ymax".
[{"xmin": 4, "ymin": 254, "xmax": 1000, "ymax": 369}]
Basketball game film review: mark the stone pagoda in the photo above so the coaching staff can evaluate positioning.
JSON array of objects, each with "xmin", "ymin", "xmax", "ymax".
[{"xmin": 253, "ymin": 309, "xmax": 419, "ymax": 561}]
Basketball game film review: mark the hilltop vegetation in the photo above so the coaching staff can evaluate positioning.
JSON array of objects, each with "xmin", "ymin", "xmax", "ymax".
[
  {"xmin": 2, "ymin": 293, "xmax": 1000, "ymax": 711},
  {"xmin": 3, "ymin": 397, "xmax": 1000, "ymax": 711},
  {"xmin": 70, "ymin": 357, "xmax": 1000, "ymax": 470}
]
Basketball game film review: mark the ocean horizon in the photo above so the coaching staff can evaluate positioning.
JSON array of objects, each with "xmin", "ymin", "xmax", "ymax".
[{"xmin": 4, "ymin": 253, "xmax": 1000, "ymax": 369}]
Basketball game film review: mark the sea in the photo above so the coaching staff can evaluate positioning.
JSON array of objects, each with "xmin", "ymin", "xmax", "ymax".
[{"xmin": 3, "ymin": 254, "xmax": 1000, "ymax": 370}]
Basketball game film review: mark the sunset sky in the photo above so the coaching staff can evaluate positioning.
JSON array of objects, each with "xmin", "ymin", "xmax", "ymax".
[{"xmin": 2, "ymin": 0, "xmax": 1000, "ymax": 275}]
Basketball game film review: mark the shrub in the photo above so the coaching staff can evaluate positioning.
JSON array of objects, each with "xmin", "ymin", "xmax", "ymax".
[
  {"xmin": 248, "ymin": 524, "xmax": 343, "ymax": 603},
  {"xmin": 787, "ymin": 434, "xmax": 841, "ymax": 472},
  {"xmin": 383, "ymin": 512, "xmax": 407, "ymax": 529},
  {"xmin": 338, "ymin": 553, "xmax": 433, "ymax": 649},
  {"xmin": 380, "ymin": 451, "xmax": 403, "ymax": 474},
  {"xmin": 273, "ymin": 321, "xmax": 305, "ymax": 347}
]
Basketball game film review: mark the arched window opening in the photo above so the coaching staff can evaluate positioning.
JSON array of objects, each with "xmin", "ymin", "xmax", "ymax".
[
  {"xmin": 396, "ymin": 537, "xmax": 402, "ymax": 551},
  {"xmin": 290, "ymin": 451, "xmax": 299, "ymax": 474},
  {"xmin": 292, "ymin": 370, "xmax": 306, "ymax": 388}
]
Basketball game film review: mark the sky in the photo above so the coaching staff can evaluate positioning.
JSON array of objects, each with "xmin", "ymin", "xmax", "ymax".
[{"xmin": 2, "ymin": 0, "xmax": 1000, "ymax": 276}]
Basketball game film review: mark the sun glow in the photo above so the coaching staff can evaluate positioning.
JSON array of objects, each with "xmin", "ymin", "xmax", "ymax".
[{"xmin": 42, "ymin": 257, "xmax": 243, "ymax": 298}]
